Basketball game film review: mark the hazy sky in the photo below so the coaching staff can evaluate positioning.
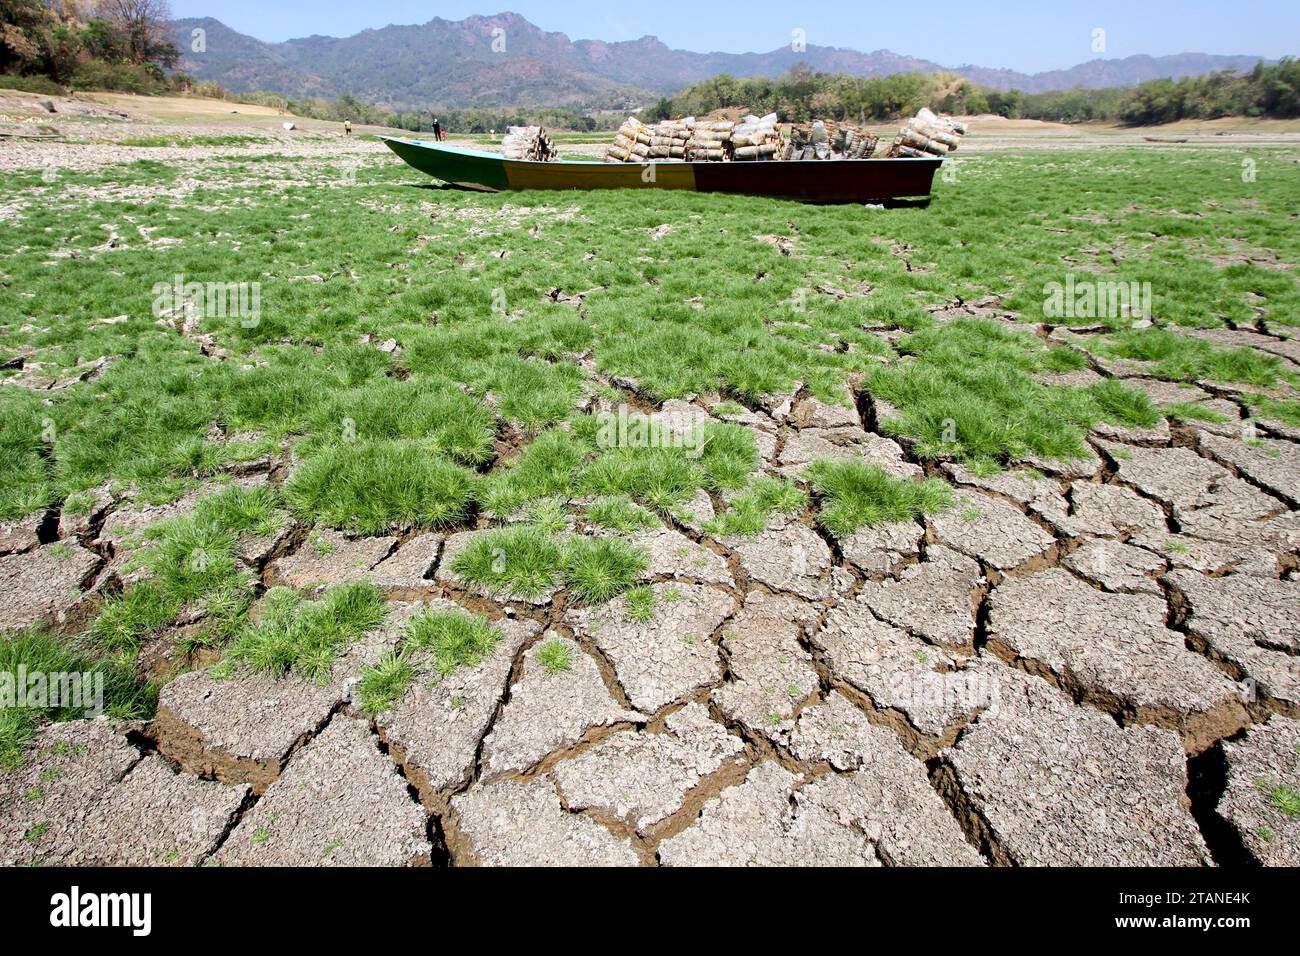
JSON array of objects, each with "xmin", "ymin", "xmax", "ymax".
[{"xmin": 169, "ymin": 1, "xmax": 1296, "ymax": 74}]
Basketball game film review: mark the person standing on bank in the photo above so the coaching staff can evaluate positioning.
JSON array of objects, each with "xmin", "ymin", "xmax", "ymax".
[{"xmin": 432, "ymin": 117, "xmax": 443, "ymax": 141}]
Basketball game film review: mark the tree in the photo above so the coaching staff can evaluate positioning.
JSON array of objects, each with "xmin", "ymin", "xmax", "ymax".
[
  {"xmin": 0, "ymin": 0, "xmax": 55, "ymax": 74},
  {"xmin": 643, "ymin": 97, "xmax": 673, "ymax": 122},
  {"xmin": 96, "ymin": 0, "xmax": 176, "ymax": 67}
]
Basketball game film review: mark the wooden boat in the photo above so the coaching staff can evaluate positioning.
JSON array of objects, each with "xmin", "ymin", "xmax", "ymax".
[{"xmin": 379, "ymin": 136, "xmax": 942, "ymax": 203}]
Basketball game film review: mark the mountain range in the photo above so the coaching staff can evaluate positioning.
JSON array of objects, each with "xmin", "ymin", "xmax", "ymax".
[{"xmin": 171, "ymin": 11, "xmax": 1266, "ymax": 111}]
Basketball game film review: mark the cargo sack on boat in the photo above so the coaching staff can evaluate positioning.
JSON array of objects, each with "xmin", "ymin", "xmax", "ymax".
[
  {"xmin": 917, "ymin": 107, "xmax": 968, "ymax": 136},
  {"xmin": 730, "ymin": 113, "xmax": 783, "ymax": 161},
  {"xmin": 780, "ymin": 119, "xmax": 877, "ymax": 160},
  {"xmin": 502, "ymin": 125, "xmax": 558, "ymax": 162}
]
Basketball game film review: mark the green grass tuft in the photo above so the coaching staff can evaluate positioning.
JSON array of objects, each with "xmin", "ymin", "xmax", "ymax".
[
  {"xmin": 806, "ymin": 459, "xmax": 953, "ymax": 538},
  {"xmin": 403, "ymin": 607, "xmax": 501, "ymax": 678},
  {"xmin": 536, "ymin": 638, "xmax": 574, "ymax": 674},
  {"xmin": 217, "ymin": 581, "xmax": 387, "ymax": 684},
  {"xmin": 624, "ymin": 584, "xmax": 657, "ymax": 622},
  {"xmin": 449, "ymin": 525, "xmax": 564, "ymax": 598},
  {"xmin": 586, "ymin": 495, "xmax": 659, "ymax": 533},
  {"xmin": 869, "ymin": 320, "xmax": 1162, "ymax": 462},
  {"xmin": 356, "ymin": 649, "xmax": 417, "ymax": 716},
  {"xmin": 0, "ymin": 629, "xmax": 155, "ymax": 769},
  {"xmin": 1092, "ymin": 328, "xmax": 1283, "ymax": 386},
  {"xmin": 286, "ymin": 439, "xmax": 475, "ymax": 534},
  {"xmin": 562, "ymin": 536, "xmax": 648, "ymax": 603},
  {"xmin": 705, "ymin": 477, "xmax": 807, "ymax": 537},
  {"xmin": 1162, "ymin": 401, "xmax": 1231, "ymax": 424}
]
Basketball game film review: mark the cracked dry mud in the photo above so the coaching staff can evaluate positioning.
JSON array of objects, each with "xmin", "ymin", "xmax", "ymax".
[{"xmin": 3, "ymin": 328, "xmax": 1299, "ymax": 869}]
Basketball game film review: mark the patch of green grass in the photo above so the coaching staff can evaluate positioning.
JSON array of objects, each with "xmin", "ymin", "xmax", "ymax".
[
  {"xmin": 286, "ymin": 439, "xmax": 475, "ymax": 534},
  {"xmin": 117, "ymin": 134, "xmax": 267, "ymax": 148},
  {"xmin": 90, "ymin": 580, "xmax": 181, "ymax": 651},
  {"xmin": 561, "ymin": 536, "xmax": 648, "ymax": 603},
  {"xmin": 526, "ymin": 499, "xmax": 570, "ymax": 535},
  {"xmin": 356, "ymin": 649, "xmax": 417, "ymax": 715},
  {"xmin": 704, "ymin": 477, "xmax": 807, "ymax": 537},
  {"xmin": 536, "ymin": 638, "xmax": 574, "ymax": 674},
  {"xmin": 449, "ymin": 524, "xmax": 646, "ymax": 603},
  {"xmin": 478, "ymin": 428, "xmax": 587, "ymax": 516},
  {"xmin": 1091, "ymin": 328, "xmax": 1284, "ymax": 386},
  {"xmin": 1255, "ymin": 778, "xmax": 1300, "ymax": 818},
  {"xmin": 806, "ymin": 460, "xmax": 953, "ymax": 539},
  {"xmin": 216, "ymin": 581, "xmax": 387, "ymax": 684},
  {"xmin": 868, "ymin": 320, "xmax": 1159, "ymax": 463},
  {"xmin": 1245, "ymin": 395, "xmax": 1300, "ymax": 428},
  {"xmin": 193, "ymin": 483, "xmax": 286, "ymax": 539},
  {"xmin": 403, "ymin": 607, "xmax": 501, "ymax": 678},
  {"xmin": 624, "ymin": 584, "xmax": 657, "ymax": 622},
  {"xmin": 586, "ymin": 495, "xmax": 659, "ymax": 533},
  {"xmin": 1162, "ymin": 401, "xmax": 1231, "ymax": 424},
  {"xmin": 61, "ymin": 490, "xmax": 96, "ymax": 516},
  {"xmin": 89, "ymin": 485, "xmax": 277, "ymax": 651},
  {"xmin": 0, "ymin": 391, "xmax": 57, "ymax": 520},
  {"xmin": 0, "ymin": 628, "xmax": 156, "ymax": 770},
  {"xmin": 1086, "ymin": 378, "xmax": 1161, "ymax": 429},
  {"xmin": 305, "ymin": 378, "xmax": 496, "ymax": 465},
  {"xmin": 449, "ymin": 525, "xmax": 564, "ymax": 598},
  {"xmin": 579, "ymin": 421, "xmax": 758, "ymax": 511}
]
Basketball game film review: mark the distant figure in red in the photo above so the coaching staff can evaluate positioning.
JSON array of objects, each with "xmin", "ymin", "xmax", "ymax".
[{"xmin": 432, "ymin": 118, "xmax": 443, "ymax": 141}]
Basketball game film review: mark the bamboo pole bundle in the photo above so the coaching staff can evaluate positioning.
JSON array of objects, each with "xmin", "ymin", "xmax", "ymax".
[
  {"xmin": 604, "ymin": 116, "xmax": 652, "ymax": 163},
  {"xmin": 917, "ymin": 107, "xmax": 968, "ymax": 136},
  {"xmin": 605, "ymin": 116, "xmax": 695, "ymax": 162},
  {"xmin": 885, "ymin": 108, "xmax": 967, "ymax": 157},
  {"xmin": 906, "ymin": 118, "xmax": 960, "ymax": 150},
  {"xmin": 895, "ymin": 126, "xmax": 949, "ymax": 156},
  {"xmin": 501, "ymin": 126, "xmax": 558, "ymax": 161},
  {"xmin": 686, "ymin": 119, "xmax": 735, "ymax": 161}
]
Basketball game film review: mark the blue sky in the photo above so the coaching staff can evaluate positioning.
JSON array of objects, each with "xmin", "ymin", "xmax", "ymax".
[{"xmin": 171, "ymin": 1, "xmax": 1297, "ymax": 73}]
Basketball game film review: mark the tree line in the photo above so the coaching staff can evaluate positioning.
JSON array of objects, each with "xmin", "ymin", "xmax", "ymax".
[
  {"xmin": 230, "ymin": 91, "xmax": 603, "ymax": 135},
  {"xmin": 645, "ymin": 60, "xmax": 1300, "ymax": 125}
]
